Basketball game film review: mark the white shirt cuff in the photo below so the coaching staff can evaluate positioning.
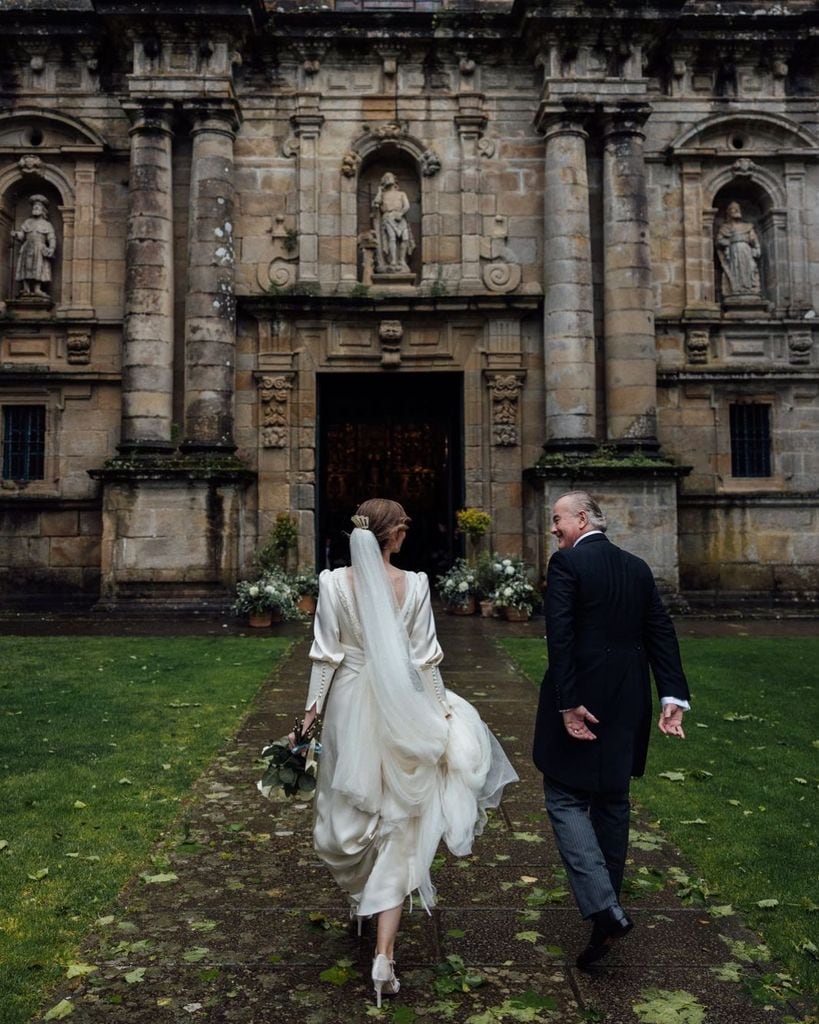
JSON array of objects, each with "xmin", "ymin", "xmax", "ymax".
[{"xmin": 661, "ymin": 696, "xmax": 690, "ymax": 711}]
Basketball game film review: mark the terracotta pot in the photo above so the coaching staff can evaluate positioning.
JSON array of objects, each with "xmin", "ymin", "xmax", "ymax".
[
  {"xmin": 479, "ymin": 600, "xmax": 494, "ymax": 618},
  {"xmin": 248, "ymin": 611, "xmax": 272, "ymax": 628},
  {"xmin": 504, "ymin": 606, "xmax": 531, "ymax": 622},
  {"xmin": 451, "ymin": 596, "xmax": 476, "ymax": 616},
  {"xmin": 270, "ymin": 607, "xmax": 284, "ymax": 624},
  {"xmin": 297, "ymin": 594, "xmax": 317, "ymax": 615}
]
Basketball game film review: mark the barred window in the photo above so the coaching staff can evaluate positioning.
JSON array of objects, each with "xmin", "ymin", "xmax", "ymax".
[
  {"xmin": 2, "ymin": 405, "xmax": 46, "ymax": 481},
  {"xmin": 730, "ymin": 403, "xmax": 771, "ymax": 478}
]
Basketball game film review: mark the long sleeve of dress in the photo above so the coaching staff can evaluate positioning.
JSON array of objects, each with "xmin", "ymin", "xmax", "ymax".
[
  {"xmin": 305, "ymin": 569, "xmax": 345, "ymax": 714},
  {"xmin": 407, "ymin": 572, "xmax": 448, "ymax": 712}
]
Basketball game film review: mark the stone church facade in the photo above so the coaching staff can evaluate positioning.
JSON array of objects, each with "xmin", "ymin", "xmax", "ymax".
[{"xmin": 0, "ymin": 0, "xmax": 817, "ymax": 608}]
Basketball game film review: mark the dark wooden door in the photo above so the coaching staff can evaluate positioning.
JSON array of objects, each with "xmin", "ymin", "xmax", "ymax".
[{"xmin": 318, "ymin": 372, "xmax": 463, "ymax": 576}]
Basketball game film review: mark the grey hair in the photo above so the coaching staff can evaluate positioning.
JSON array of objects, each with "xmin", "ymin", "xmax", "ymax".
[{"xmin": 559, "ymin": 491, "xmax": 607, "ymax": 532}]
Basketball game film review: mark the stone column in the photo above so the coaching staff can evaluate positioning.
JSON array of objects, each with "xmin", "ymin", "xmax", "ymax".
[
  {"xmin": 602, "ymin": 105, "xmax": 659, "ymax": 452},
  {"xmin": 455, "ymin": 94, "xmax": 487, "ymax": 288},
  {"xmin": 182, "ymin": 105, "xmax": 240, "ymax": 451},
  {"xmin": 540, "ymin": 107, "xmax": 596, "ymax": 450},
  {"xmin": 291, "ymin": 94, "xmax": 324, "ymax": 284},
  {"xmin": 120, "ymin": 105, "xmax": 175, "ymax": 454}
]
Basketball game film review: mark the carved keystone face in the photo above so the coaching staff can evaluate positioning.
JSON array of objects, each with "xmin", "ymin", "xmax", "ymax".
[{"xmin": 379, "ymin": 320, "xmax": 403, "ymax": 344}]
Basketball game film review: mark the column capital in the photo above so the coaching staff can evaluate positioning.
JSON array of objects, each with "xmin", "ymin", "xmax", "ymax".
[
  {"xmin": 184, "ymin": 101, "xmax": 241, "ymax": 138},
  {"xmin": 123, "ymin": 102, "xmax": 175, "ymax": 137},
  {"xmin": 535, "ymin": 99, "xmax": 596, "ymax": 140},
  {"xmin": 455, "ymin": 93, "xmax": 488, "ymax": 138},
  {"xmin": 601, "ymin": 102, "xmax": 652, "ymax": 142}
]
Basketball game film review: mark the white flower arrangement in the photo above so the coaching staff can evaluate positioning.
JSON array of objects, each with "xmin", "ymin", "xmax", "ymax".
[
  {"xmin": 490, "ymin": 558, "xmax": 539, "ymax": 612},
  {"xmin": 233, "ymin": 567, "xmax": 298, "ymax": 618},
  {"xmin": 436, "ymin": 558, "xmax": 479, "ymax": 607}
]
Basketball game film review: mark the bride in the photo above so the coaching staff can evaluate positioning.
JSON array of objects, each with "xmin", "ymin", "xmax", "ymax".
[{"xmin": 296, "ymin": 498, "xmax": 518, "ymax": 1006}]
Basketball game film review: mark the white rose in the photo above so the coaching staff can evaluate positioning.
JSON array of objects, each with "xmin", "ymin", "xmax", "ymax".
[
  {"xmin": 504, "ymin": 587, "xmax": 513, "ymax": 597},
  {"xmin": 264, "ymin": 585, "xmax": 275, "ymax": 595},
  {"xmin": 467, "ymin": 575, "xmax": 475, "ymax": 583},
  {"xmin": 502, "ymin": 559, "xmax": 512, "ymax": 566},
  {"xmin": 248, "ymin": 585, "xmax": 259, "ymax": 597},
  {"xmin": 505, "ymin": 565, "xmax": 516, "ymax": 575},
  {"xmin": 493, "ymin": 563, "xmax": 502, "ymax": 572},
  {"xmin": 457, "ymin": 581, "xmax": 468, "ymax": 592}
]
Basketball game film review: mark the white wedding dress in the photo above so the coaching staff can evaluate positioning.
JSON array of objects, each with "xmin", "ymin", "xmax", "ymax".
[{"xmin": 305, "ymin": 566, "xmax": 518, "ymax": 918}]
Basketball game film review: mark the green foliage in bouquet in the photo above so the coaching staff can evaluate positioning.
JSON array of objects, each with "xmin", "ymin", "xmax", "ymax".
[
  {"xmin": 290, "ymin": 569, "xmax": 319, "ymax": 598},
  {"xmin": 257, "ymin": 717, "xmax": 321, "ymax": 799}
]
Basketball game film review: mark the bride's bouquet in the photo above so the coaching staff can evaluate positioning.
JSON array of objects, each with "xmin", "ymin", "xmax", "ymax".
[{"xmin": 257, "ymin": 717, "xmax": 322, "ymax": 800}]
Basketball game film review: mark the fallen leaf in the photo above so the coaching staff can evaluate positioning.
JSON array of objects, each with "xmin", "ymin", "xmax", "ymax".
[
  {"xmin": 707, "ymin": 905, "xmax": 735, "ymax": 918},
  {"xmin": 28, "ymin": 867, "xmax": 49, "ymax": 881},
  {"xmin": 182, "ymin": 947, "xmax": 209, "ymax": 963},
  {"xmin": 72, "ymin": 801, "xmax": 87, "ymax": 809},
  {"xmin": 633, "ymin": 987, "xmax": 705, "ymax": 1024},
  {"xmin": 141, "ymin": 872, "xmax": 178, "ymax": 884},
  {"xmin": 44, "ymin": 1000, "xmax": 74, "ymax": 1020},
  {"xmin": 124, "ymin": 967, "xmax": 146, "ymax": 984},
  {"xmin": 66, "ymin": 963, "xmax": 98, "ymax": 978},
  {"xmin": 659, "ymin": 771, "xmax": 686, "ymax": 782},
  {"xmin": 514, "ymin": 930, "xmax": 542, "ymax": 943},
  {"xmin": 756, "ymin": 898, "xmax": 779, "ymax": 909}
]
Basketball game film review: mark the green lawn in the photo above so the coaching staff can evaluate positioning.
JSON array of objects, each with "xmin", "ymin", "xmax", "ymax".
[
  {"xmin": 0, "ymin": 635, "xmax": 290, "ymax": 1024},
  {"xmin": 498, "ymin": 635, "xmax": 819, "ymax": 1006}
]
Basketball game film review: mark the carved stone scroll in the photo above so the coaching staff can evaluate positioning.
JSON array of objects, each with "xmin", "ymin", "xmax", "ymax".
[
  {"xmin": 487, "ymin": 373, "xmax": 524, "ymax": 446},
  {"xmin": 258, "ymin": 374, "xmax": 293, "ymax": 449}
]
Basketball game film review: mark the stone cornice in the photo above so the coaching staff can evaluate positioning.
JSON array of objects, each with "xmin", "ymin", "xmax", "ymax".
[{"xmin": 240, "ymin": 292, "xmax": 541, "ymax": 319}]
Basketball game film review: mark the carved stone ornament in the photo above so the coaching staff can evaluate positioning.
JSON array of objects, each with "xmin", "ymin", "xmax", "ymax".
[
  {"xmin": 378, "ymin": 320, "xmax": 403, "ymax": 367},
  {"xmin": 13, "ymin": 194, "xmax": 56, "ymax": 300},
  {"xmin": 732, "ymin": 158, "xmax": 756, "ymax": 177},
  {"xmin": 686, "ymin": 328, "xmax": 710, "ymax": 364},
  {"xmin": 420, "ymin": 149, "xmax": 441, "ymax": 177},
  {"xmin": 66, "ymin": 330, "xmax": 91, "ymax": 365},
  {"xmin": 480, "ymin": 217, "xmax": 521, "ymax": 294},
  {"xmin": 477, "ymin": 137, "xmax": 496, "ymax": 159},
  {"xmin": 488, "ymin": 373, "xmax": 524, "ymax": 447},
  {"xmin": 372, "ymin": 122, "xmax": 404, "ymax": 140},
  {"xmin": 258, "ymin": 375, "xmax": 293, "ymax": 449},
  {"xmin": 18, "ymin": 154, "xmax": 43, "ymax": 174},
  {"xmin": 341, "ymin": 150, "xmax": 361, "ymax": 178},
  {"xmin": 788, "ymin": 331, "xmax": 813, "ymax": 365},
  {"xmin": 282, "ymin": 136, "xmax": 300, "ymax": 159},
  {"xmin": 257, "ymin": 215, "xmax": 298, "ymax": 292}
]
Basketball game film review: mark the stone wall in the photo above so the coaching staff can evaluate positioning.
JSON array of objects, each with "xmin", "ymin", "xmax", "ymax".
[{"xmin": 0, "ymin": 0, "xmax": 817, "ymax": 608}]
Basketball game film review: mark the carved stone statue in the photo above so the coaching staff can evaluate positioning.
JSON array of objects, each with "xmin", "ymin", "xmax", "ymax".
[
  {"xmin": 13, "ymin": 195, "xmax": 56, "ymax": 299},
  {"xmin": 716, "ymin": 201, "xmax": 761, "ymax": 298},
  {"xmin": 372, "ymin": 172, "xmax": 415, "ymax": 274}
]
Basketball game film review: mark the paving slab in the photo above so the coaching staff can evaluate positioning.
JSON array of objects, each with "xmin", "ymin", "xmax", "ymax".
[{"xmin": 33, "ymin": 614, "xmax": 806, "ymax": 1023}]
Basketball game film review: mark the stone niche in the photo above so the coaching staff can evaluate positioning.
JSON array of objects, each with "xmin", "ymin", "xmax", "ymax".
[{"xmin": 357, "ymin": 147, "xmax": 422, "ymax": 287}]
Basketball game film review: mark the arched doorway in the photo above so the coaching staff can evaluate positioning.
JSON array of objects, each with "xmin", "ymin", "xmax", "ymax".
[{"xmin": 318, "ymin": 372, "xmax": 463, "ymax": 576}]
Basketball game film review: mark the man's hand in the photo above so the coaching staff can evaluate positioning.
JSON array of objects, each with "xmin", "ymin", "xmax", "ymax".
[
  {"xmin": 562, "ymin": 705, "xmax": 599, "ymax": 741},
  {"xmin": 658, "ymin": 703, "xmax": 686, "ymax": 739}
]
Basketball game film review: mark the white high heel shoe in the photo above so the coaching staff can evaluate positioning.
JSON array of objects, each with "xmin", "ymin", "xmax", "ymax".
[{"xmin": 371, "ymin": 953, "xmax": 400, "ymax": 1007}]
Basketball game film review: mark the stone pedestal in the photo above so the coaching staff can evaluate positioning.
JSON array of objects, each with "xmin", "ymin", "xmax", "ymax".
[
  {"xmin": 602, "ymin": 106, "xmax": 659, "ymax": 453},
  {"xmin": 530, "ymin": 462, "xmax": 690, "ymax": 596},
  {"xmin": 539, "ymin": 106, "xmax": 596, "ymax": 451},
  {"xmin": 182, "ymin": 105, "xmax": 240, "ymax": 452},
  {"xmin": 91, "ymin": 461, "xmax": 254, "ymax": 608},
  {"xmin": 120, "ymin": 105, "xmax": 175, "ymax": 455}
]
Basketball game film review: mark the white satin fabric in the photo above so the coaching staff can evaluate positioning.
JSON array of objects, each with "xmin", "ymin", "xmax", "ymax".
[{"xmin": 305, "ymin": 567, "xmax": 518, "ymax": 917}]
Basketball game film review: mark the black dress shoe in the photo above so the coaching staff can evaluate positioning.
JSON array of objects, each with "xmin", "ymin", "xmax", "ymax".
[{"xmin": 576, "ymin": 906, "xmax": 634, "ymax": 969}]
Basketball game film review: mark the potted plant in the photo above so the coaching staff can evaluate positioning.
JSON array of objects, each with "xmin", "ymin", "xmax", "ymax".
[
  {"xmin": 436, "ymin": 558, "xmax": 479, "ymax": 615},
  {"xmin": 490, "ymin": 558, "xmax": 538, "ymax": 622},
  {"xmin": 475, "ymin": 551, "xmax": 505, "ymax": 617},
  {"xmin": 257, "ymin": 512, "xmax": 299, "ymax": 572},
  {"xmin": 455, "ymin": 507, "xmax": 492, "ymax": 563},
  {"xmin": 233, "ymin": 569, "xmax": 296, "ymax": 626},
  {"xmin": 291, "ymin": 570, "xmax": 319, "ymax": 615}
]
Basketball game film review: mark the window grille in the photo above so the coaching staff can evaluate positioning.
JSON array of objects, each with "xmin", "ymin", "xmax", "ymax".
[
  {"xmin": 2, "ymin": 405, "xmax": 46, "ymax": 481},
  {"xmin": 729, "ymin": 403, "xmax": 771, "ymax": 478}
]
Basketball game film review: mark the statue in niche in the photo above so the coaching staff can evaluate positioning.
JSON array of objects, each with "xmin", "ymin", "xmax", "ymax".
[
  {"xmin": 372, "ymin": 172, "xmax": 415, "ymax": 274},
  {"xmin": 716, "ymin": 201, "xmax": 761, "ymax": 298},
  {"xmin": 13, "ymin": 194, "xmax": 56, "ymax": 299}
]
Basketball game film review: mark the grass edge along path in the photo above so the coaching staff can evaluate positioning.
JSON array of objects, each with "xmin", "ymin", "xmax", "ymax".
[
  {"xmin": 497, "ymin": 634, "xmax": 819, "ymax": 1014},
  {"xmin": 0, "ymin": 634, "xmax": 292, "ymax": 1024}
]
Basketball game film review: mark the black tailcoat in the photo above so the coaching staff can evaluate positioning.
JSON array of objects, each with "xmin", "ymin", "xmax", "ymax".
[{"xmin": 532, "ymin": 533, "xmax": 690, "ymax": 793}]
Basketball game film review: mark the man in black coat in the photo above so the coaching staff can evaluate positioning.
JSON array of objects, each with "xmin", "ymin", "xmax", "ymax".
[{"xmin": 533, "ymin": 491, "xmax": 689, "ymax": 968}]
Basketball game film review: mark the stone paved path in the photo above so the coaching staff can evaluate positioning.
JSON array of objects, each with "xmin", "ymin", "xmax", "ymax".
[{"xmin": 37, "ymin": 615, "xmax": 803, "ymax": 1023}]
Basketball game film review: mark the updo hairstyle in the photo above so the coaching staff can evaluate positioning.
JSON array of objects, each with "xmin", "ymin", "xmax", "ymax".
[{"xmin": 354, "ymin": 498, "xmax": 411, "ymax": 551}]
